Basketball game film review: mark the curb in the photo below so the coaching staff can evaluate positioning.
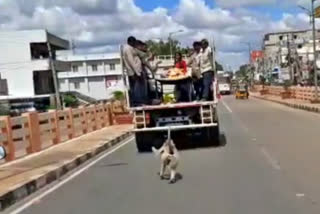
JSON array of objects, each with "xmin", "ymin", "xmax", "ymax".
[
  {"xmin": 252, "ymin": 95, "xmax": 320, "ymax": 114},
  {"xmin": 0, "ymin": 131, "xmax": 133, "ymax": 211}
]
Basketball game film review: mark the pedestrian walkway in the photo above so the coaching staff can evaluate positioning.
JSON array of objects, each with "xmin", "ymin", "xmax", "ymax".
[
  {"xmin": 0, "ymin": 124, "xmax": 133, "ymax": 211},
  {"xmin": 251, "ymin": 92, "xmax": 320, "ymax": 114}
]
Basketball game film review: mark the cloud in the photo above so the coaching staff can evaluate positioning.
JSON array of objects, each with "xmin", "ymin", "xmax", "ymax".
[
  {"xmin": 0, "ymin": 0, "xmax": 315, "ymax": 69},
  {"xmin": 215, "ymin": 0, "xmax": 314, "ymax": 8},
  {"xmin": 14, "ymin": 0, "xmax": 118, "ymax": 16},
  {"xmin": 174, "ymin": 0, "xmax": 239, "ymax": 29},
  {"xmin": 215, "ymin": 0, "xmax": 275, "ymax": 8}
]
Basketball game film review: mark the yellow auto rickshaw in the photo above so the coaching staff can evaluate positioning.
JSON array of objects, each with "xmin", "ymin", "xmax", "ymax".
[{"xmin": 235, "ymin": 84, "xmax": 249, "ymax": 99}]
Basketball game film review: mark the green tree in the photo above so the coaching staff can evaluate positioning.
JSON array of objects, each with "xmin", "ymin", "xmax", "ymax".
[
  {"xmin": 145, "ymin": 39, "xmax": 190, "ymax": 56},
  {"xmin": 216, "ymin": 62, "xmax": 224, "ymax": 71},
  {"xmin": 63, "ymin": 94, "xmax": 79, "ymax": 108},
  {"xmin": 112, "ymin": 91, "xmax": 125, "ymax": 101},
  {"xmin": 236, "ymin": 64, "xmax": 250, "ymax": 81},
  {"xmin": 0, "ymin": 104, "xmax": 9, "ymax": 116},
  {"xmin": 145, "ymin": 39, "xmax": 223, "ymax": 69}
]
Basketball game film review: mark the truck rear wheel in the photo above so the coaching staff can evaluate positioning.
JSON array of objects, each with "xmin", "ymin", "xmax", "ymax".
[
  {"xmin": 135, "ymin": 132, "xmax": 149, "ymax": 152},
  {"xmin": 202, "ymin": 125, "xmax": 220, "ymax": 147},
  {"xmin": 135, "ymin": 132, "xmax": 163, "ymax": 153}
]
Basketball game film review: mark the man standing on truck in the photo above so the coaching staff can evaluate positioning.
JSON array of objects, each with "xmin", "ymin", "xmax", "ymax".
[
  {"xmin": 187, "ymin": 41, "xmax": 202, "ymax": 100},
  {"xmin": 135, "ymin": 40, "xmax": 161, "ymax": 105},
  {"xmin": 122, "ymin": 36, "xmax": 145, "ymax": 107},
  {"xmin": 200, "ymin": 39, "xmax": 214, "ymax": 101}
]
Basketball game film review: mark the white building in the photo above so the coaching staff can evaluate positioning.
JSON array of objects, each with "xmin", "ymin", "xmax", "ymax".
[
  {"xmin": 57, "ymin": 51, "xmax": 124, "ymax": 100},
  {"xmin": 0, "ymin": 30, "xmax": 69, "ymax": 104},
  {"xmin": 262, "ymin": 29, "xmax": 320, "ymax": 82}
]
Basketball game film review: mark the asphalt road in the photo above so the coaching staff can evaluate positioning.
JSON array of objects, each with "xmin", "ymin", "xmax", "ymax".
[{"xmin": 9, "ymin": 96, "xmax": 320, "ymax": 214}]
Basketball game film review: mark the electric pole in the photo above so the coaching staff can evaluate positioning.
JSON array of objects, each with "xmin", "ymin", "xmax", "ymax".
[
  {"xmin": 311, "ymin": 0, "xmax": 319, "ymax": 101},
  {"xmin": 47, "ymin": 42, "xmax": 62, "ymax": 110},
  {"xmin": 71, "ymin": 39, "xmax": 76, "ymax": 55},
  {"xmin": 287, "ymin": 34, "xmax": 294, "ymax": 83}
]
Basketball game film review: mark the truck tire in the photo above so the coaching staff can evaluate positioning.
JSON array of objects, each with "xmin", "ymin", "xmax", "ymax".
[
  {"xmin": 135, "ymin": 132, "xmax": 149, "ymax": 152},
  {"xmin": 202, "ymin": 125, "xmax": 220, "ymax": 147},
  {"xmin": 135, "ymin": 132, "xmax": 164, "ymax": 153}
]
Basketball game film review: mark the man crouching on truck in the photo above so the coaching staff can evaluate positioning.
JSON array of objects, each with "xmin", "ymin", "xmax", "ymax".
[{"xmin": 200, "ymin": 39, "xmax": 214, "ymax": 101}]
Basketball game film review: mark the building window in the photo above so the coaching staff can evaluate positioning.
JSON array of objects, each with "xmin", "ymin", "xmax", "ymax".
[
  {"xmin": 106, "ymin": 75, "xmax": 119, "ymax": 88},
  {"xmin": 110, "ymin": 64, "xmax": 116, "ymax": 70},
  {"xmin": 74, "ymin": 82, "xmax": 80, "ymax": 89},
  {"xmin": 33, "ymin": 70, "xmax": 54, "ymax": 95},
  {"xmin": 72, "ymin": 65, "xmax": 78, "ymax": 72},
  {"xmin": 92, "ymin": 65, "xmax": 98, "ymax": 71},
  {"xmin": 30, "ymin": 43, "xmax": 49, "ymax": 60}
]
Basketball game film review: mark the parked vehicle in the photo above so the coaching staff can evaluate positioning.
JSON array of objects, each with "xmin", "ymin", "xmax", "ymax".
[{"xmin": 217, "ymin": 71, "xmax": 231, "ymax": 95}]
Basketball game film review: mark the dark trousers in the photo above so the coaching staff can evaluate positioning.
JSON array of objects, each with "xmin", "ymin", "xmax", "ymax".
[
  {"xmin": 193, "ymin": 78, "xmax": 203, "ymax": 100},
  {"xmin": 128, "ymin": 76, "xmax": 136, "ymax": 107},
  {"xmin": 128, "ymin": 74, "xmax": 148, "ymax": 107},
  {"xmin": 202, "ymin": 71, "xmax": 213, "ymax": 101},
  {"xmin": 175, "ymin": 81, "xmax": 192, "ymax": 102}
]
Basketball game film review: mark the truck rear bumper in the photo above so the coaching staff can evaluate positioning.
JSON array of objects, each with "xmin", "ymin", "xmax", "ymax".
[{"xmin": 134, "ymin": 123, "xmax": 218, "ymax": 132}]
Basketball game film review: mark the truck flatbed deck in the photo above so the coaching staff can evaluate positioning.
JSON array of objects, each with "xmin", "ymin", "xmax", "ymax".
[
  {"xmin": 130, "ymin": 101, "xmax": 218, "ymax": 111},
  {"xmin": 133, "ymin": 123, "xmax": 218, "ymax": 132}
]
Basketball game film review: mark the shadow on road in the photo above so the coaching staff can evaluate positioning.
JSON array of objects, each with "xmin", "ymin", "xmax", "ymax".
[
  {"xmin": 177, "ymin": 132, "xmax": 227, "ymax": 151},
  {"xmin": 136, "ymin": 131, "xmax": 228, "ymax": 153},
  {"xmin": 157, "ymin": 172, "xmax": 183, "ymax": 184},
  {"xmin": 95, "ymin": 162, "xmax": 129, "ymax": 168}
]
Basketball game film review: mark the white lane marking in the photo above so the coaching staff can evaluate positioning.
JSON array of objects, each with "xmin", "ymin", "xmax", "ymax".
[
  {"xmin": 296, "ymin": 193, "xmax": 305, "ymax": 198},
  {"xmin": 221, "ymin": 100, "xmax": 233, "ymax": 113},
  {"xmin": 9, "ymin": 137, "xmax": 134, "ymax": 214},
  {"xmin": 260, "ymin": 147, "xmax": 281, "ymax": 171}
]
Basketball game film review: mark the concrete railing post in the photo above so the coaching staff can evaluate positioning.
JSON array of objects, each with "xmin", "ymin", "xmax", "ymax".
[
  {"xmin": 103, "ymin": 103, "xmax": 109, "ymax": 127},
  {"xmin": 67, "ymin": 108, "xmax": 75, "ymax": 139},
  {"xmin": 107, "ymin": 103, "xmax": 114, "ymax": 126},
  {"xmin": 49, "ymin": 110, "xmax": 61, "ymax": 145},
  {"xmin": 1, "ymin": 116, "xmax": 15, "ymax": 161},
  {"xmin": 23, "ymin": 112, "xmax": 41, "ymax": 153},
  {"xmin": 81, "ymin": 107, "xmax": 88, "ymax": 134},
  {"xmin": 92, "ymin": 105, "xmax": 98, "ymax": 131}
]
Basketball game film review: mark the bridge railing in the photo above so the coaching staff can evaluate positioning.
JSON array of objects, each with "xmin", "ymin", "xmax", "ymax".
[
  {"xmin": 254, "ymin": 85, "xmax": 318, "ymax": 102},
  {"xmin": 0, "ymin": 102, "xmax": 119, "ymax": 163}
]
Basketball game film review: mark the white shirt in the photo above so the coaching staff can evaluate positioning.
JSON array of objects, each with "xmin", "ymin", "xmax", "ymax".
[
  {"xmin": 187, "ymin": 51, "xmax": 202, "ymax": 79},
  {"xmin": 200, "ymin": 46, "xmax": 213, "ymax": 73},
  {"xmin": 122, "ymin": 44, "xmax": 142, "ymax": 76}
]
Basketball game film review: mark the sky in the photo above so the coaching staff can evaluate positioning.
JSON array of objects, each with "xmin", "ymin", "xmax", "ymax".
[{"xmin": 0, "ymin": 0, "xmax": 319, "ymax": 69}]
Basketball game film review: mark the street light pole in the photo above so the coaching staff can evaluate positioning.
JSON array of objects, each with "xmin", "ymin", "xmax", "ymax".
[
  {"xmin": 169, "ymin": 33, "xmax": 173, "ymax": 60},
  {"xmin": 311, "ymin": 0, "xmax": 319, "ymax": 101},
  {"xmin": 168, "ymin": 30, "xmax": 184, "ymax": 60},
  {"xmin": 242, "ymin": 42, "xmax": 253, "ymax": 84}
]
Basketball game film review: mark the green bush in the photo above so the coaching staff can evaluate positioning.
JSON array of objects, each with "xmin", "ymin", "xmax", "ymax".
[
  {"xmin": 0, "ymin": 105, "xmax": 9, "ymax": 116},
  {"xmin": 113, "ymin": 91, "xmax": 125, "ymax": 101},
  {"xmin": 63, "ymin": 94, "xmax": 79, "ymax": 108},
  {"xmin": 283, "ymin": 80, "xmax": 291, "ymax": 91}
]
